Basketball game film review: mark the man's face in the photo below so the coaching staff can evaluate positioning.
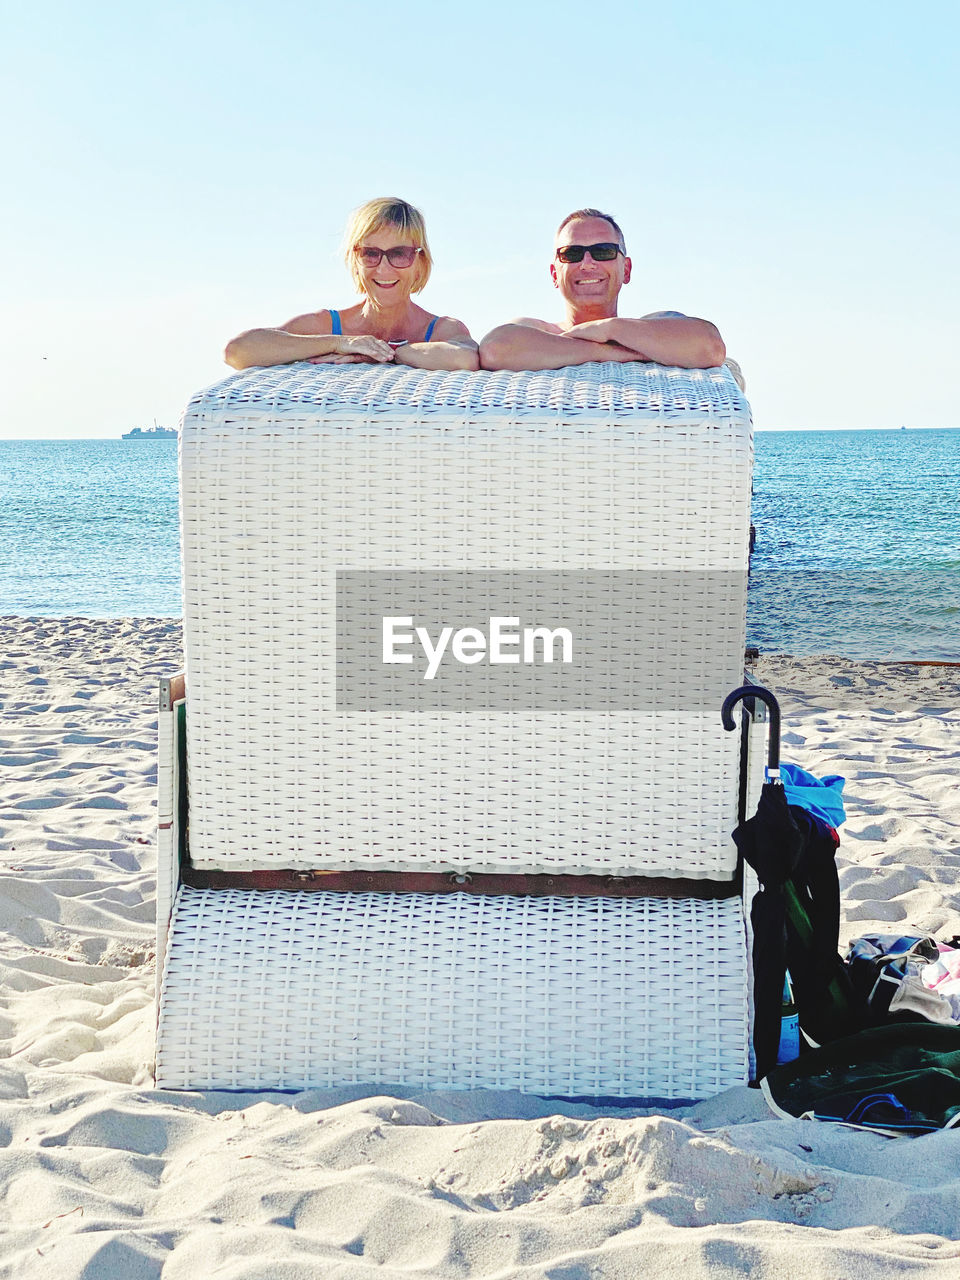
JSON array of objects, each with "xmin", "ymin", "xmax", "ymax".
[{"xmin": 550, "ymin": 216, "xmax": 632, "ymax": 311}]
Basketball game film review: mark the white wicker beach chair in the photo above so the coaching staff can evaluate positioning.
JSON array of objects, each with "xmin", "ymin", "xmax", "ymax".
[{"xmin": 156, "ymin": 361, "xmax": 764, "ymax": 1099}]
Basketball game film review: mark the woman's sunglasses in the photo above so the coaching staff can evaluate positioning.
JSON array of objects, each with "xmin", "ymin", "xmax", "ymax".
[
  {"xmin": 555, "ymin": 242, "xmax": 623, "ymax": 264},
  {"xmin": 356, "ymin": 245, "xmax": 423, "ymax": 268}
]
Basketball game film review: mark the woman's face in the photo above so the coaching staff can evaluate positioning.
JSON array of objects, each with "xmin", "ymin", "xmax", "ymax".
[{"xmin": 355, "ymin": 223, "xmax": 423, "ymax": 304}]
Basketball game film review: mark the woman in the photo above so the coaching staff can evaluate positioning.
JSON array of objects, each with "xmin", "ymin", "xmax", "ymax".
[{"xmin": 224, "ymin": 198, "xmax": 478, "ymax": 372}]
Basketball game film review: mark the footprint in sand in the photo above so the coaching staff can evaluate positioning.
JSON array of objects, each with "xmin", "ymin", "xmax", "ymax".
[
  {"xmin": 45, "ymin": 761, "xmax": 102, "ymax": 776},
  {"xmin": 844, "ymin": 868, "xmax": 917, "ymax": 899},
  {"xmin": 846, "ymin": 818, "xmax": 904, "ymax": 842},
  {"xmin": 46, "ymin": 838, "xmax": 129, "ymax": 853},
  {"xmin": 838, "ymin": 866, "xmax": 874, "ymax": 891},
  {"xmin": 845, "ymin": 899, "xmax": 908, "ymax": 923}
]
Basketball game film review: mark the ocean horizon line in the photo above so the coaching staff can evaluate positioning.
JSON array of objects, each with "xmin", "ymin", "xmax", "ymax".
[{"xmin": 2, "ymin": 424, "xmax": 958, "ymax": 443}]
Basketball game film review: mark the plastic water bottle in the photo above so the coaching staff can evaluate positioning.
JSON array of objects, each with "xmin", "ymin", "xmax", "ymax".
[{"xmin": 777, "ymin": 973, "xmax": 800, "ymax": 1064}]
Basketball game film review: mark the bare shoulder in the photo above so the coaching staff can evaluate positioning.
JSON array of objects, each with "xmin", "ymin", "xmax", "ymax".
[
  {"xmin": 283, "ymin": 310, "xmax": 333, "ymax": 336},
  {"xmin": 511, "ymin": 317, "xmax": 563, "ymax": 334},
  {"xmin": 431, "ymin": 316, "xmax": 474, "ymax": 342}
]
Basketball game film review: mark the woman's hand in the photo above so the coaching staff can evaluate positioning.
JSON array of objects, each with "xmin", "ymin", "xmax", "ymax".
[
  {"xmin": 339, "ymin": 335, "xmax": 396, "ymax": 362},
  {"xmin": 308, "ymin": 335, "xmax": 396, "ymax": 365},
  {"xmin": 308, "ymin": 352, "xmax": 381, "ymax": 364},
  {"xmin": 224, "ymin": 322, "xmax": 396, "ymax": 370}
]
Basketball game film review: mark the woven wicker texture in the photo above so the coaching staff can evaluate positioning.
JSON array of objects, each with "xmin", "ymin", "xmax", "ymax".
[
  {"xmin": 181, "ymin": 364, "xmax": 752, "ymax": 875},
  {"xmin": 156, "ymin": 697, "xmax": 185, "ymax": 996},
  {"xmin": 157, "ymin": 885, "xmax": 749, "ymax": 1097},
  {"xmin": 186, "ymin": 361, "xmax": 749, "ymax": 421},
  {"xmin": 157, "ymin": 704, "xmax": 173, "ymax": 827}
]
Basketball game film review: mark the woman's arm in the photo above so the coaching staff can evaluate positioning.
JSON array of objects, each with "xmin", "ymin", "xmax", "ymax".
[
  {"xmin": 393, "ymin": 318, "xmax": 480, "ymax": 371},
  {"xmin": 223, "ymin": 312, "xmax": 394, "ymax": 370}
]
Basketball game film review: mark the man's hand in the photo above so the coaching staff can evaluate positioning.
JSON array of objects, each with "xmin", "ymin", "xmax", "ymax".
[
  {"xmin": 562, "ymin": 319, "xmax": 619, "ymax": 344},
  {"xmin": 479, "ymin": 322, "xmax": 643, "ymax": 371},
  {"xmin": 561, "ymin": 320, "xmax": 648, "ymax": 361}
]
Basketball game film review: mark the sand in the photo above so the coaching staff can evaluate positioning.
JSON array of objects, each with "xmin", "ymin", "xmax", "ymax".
[{"xmin": 2, "ymin": 617, "xmax": 960, "ymax": 1277}]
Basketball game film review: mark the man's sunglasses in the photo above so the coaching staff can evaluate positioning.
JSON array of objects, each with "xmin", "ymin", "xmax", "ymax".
[
  {"xmin": 555, "ymin": 242, "xmax": 623, "ymax": 264},
  {"xmin": 356, "ymin": 245, "xmax": 423, "ymax": 268}
]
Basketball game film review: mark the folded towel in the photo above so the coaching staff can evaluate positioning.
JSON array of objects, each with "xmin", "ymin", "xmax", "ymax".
[{"xmin": 781, "ymin": 762, "xmax": 846, "ymax": 828}]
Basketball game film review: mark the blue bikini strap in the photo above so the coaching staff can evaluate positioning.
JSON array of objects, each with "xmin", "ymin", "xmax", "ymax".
[{"xmin": 329, "ymin": 309, "xmax": 434, "ymax": 340}]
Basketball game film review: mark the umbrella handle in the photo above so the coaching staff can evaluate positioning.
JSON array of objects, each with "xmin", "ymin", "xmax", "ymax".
[{"xmin": 721, "ymin": 684, "xmax": 781, "ymax": 777}]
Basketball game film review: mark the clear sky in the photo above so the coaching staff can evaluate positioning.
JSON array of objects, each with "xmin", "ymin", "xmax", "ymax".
[{"xmin": 1, "ymin": 0, "xmax": 957, "ymax": 437}]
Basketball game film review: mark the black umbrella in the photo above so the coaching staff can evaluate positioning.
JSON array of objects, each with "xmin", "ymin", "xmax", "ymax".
[{"xmin": 722, "ymin": 685, "xmax": 862, "ymax": 1080}]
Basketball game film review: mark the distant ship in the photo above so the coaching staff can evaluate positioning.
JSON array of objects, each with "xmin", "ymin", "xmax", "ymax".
[{"xmin": 122, "ymin": 424, "xmax": 177, "ymax": 440}]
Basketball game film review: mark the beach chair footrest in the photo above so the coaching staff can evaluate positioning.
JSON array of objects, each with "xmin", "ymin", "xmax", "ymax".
[{"xmin": 157, "ymin": 886, "xmax": 749, "ymax": 1099}]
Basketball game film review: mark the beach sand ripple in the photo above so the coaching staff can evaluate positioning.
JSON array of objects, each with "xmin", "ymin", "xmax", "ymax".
[{"xmin": 2, "ymin": 619, "xmax": 960, "ymax": 1277}]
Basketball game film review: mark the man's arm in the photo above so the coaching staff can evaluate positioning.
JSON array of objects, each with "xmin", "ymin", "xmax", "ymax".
[
  {"xmin": 563, "ymin": 312, "xmax": 725, "ymax": 369},
  {"xmin": 479, "ymin": 322, "xmax": 638, "ymax": 372}
]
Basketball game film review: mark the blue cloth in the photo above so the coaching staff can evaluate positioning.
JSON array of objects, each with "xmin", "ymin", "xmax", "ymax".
[
  {"xmin": 781, "ymin": 762, "xmax": 846, "ymax": 829},
  {"xmin": 423, "ymin": 315, "xmax": 438, "ymax": 341}
]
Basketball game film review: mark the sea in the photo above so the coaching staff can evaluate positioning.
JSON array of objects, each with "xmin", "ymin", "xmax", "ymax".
[{"xmin": 0, "ymin": 430, "xmax": 958, "ymax": 660}]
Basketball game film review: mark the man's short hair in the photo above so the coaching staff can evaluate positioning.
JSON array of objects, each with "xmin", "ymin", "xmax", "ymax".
[{"xmin": 556, "ymin": 208, "xmax": 626, "ymax": 254}]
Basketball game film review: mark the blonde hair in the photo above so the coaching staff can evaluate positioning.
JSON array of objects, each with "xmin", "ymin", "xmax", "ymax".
[{"xmin": 344, "ymin": 197, "xmax": 432, "ymax": 295}]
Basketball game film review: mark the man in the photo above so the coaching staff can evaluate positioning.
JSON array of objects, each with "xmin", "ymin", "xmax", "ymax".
[{"xmin": 479, "ymin": 209, "xmax": 727, "ymax": 373}]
